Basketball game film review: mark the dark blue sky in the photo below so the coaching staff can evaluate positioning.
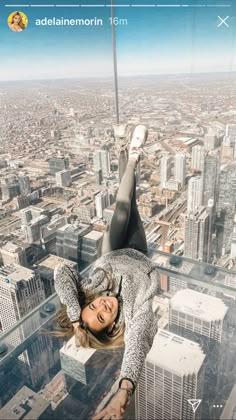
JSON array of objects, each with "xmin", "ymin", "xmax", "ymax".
[{"xmin": 0, "ymin": 0, "xmax": 235, "ymax": 80}]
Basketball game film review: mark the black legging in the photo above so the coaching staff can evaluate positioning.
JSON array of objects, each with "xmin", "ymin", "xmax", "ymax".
[{"xmin": 101, "ymin": 149, "xmax": 147, "ymax": 256}]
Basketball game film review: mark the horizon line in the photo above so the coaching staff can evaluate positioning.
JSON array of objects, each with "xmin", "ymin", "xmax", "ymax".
[{"xmin": 0, "ymin": 70, "xmax": 236, "ymax": 83}]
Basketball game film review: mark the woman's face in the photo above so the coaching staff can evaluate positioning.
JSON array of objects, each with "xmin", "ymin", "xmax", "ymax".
[
  {"xmin": 81, "ymin": 296, "xmax": 119, "ymax": 333},
  {"xmin": 13, "ymin": 15, "xmax": 21, "ymax": 24}
]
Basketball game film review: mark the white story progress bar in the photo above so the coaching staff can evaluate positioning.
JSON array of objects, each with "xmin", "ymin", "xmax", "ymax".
[{"xmin": 4, "ymin": 4, "xmax": 233, "ymax": 7}]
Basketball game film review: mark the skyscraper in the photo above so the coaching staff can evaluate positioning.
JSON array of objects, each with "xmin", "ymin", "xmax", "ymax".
[
  {"xmin": 0, "ymin": 264, "xmax": 45, "ymax": 332},
  {"xmin": 191, "ymin": 145, "xmax": 204, "ymax": 172},
  {"xmin": 216, "ymin": 162, "xmax": 236, "ymax": 256},
  {"xmin": 174, "ymin": 153, "xmax": 186, "ymax": 188},
  {"xmin": 93, "ymin": 150, "xmax": 111, "ymax": 178},
  {"xmin": 226, "ymin": 124, "xmax": 236, "ymax": 159},
  {"xmin": 187, "ymin": 176, "xmax": 203, "ymax": 212},
  {"xmin": 160, "ymin": 154, "xmax": 172, "ymax": 189},
  {"xmin": 135, "ymin": 329, "xmax": 206, "ymax": 420},
  {"xmin": 184, "ymin": 206, "xmax": 212, "ymax": 262},
  {"xmin": 202, "ymin": 153, "xmax": 219, "ymax": 207},
  {"xmin": 230, "ymin": 215, "xmax": 236, "ymax": 258},
  {"xmin": 100, "ymin": 150, "xmax": 111, "ymax": 177},
  {"xmin": 95, "ymin": 191, "xmax": 110, "ymax": 219},
  {"xmin": 170, "ymin": 289, "xmax": 228, "ymax": 343},
  {"xmin": 204, "ymin": 132, "xmax": 217, "ymax": 151},
  {"xmin": 18, "ymin": 173, "xmax": 31, "ymax": 195}
]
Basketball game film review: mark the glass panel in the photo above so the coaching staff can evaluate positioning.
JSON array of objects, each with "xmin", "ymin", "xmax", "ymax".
[{"xmin": 0, "ymin": 1, "xmax": 236, "ymax": 420}]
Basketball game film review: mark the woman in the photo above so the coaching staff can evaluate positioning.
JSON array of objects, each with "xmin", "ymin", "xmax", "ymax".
[
  {"xmin": 9, "ymin": 12, "xmax": 26, "ymax": 32},
  {"xmin": 54, "ymin": 125, "xmax": 161, "ymax": 419}
]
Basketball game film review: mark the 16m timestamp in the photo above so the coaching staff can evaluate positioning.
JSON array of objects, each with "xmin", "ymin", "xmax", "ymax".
[{"xmin": 108, "ymin": 17, "xmax": 128, "ymax": 25}]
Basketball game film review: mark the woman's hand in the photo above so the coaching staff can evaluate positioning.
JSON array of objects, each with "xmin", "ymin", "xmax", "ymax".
[{"xmin": 92, "ymin": 389, "xmax": 130, "ymax": 420}]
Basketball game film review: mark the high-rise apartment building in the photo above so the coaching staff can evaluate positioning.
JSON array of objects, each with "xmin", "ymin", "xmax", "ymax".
[
  {"xmin": 204, "ymin": 132, "xmax": 217, "ymax": 151},
  {"xmin": 135, "ymin": 329, "xmax": 206, "ymax": 420},
  {"xmin": 18, "ymin": 173, "xmax": 31, "ymax": 195},
  {"xmin": 174, "ymin": 153, "xmax": 186, "ymax": 188},
  {"xmin": 95, "ymin": 191, "xmax": 110, "ymax": 219},
  {"xmin": 160, "ymin": 154, "xmax": 172, "ymax": 189},
  {"xmin": 169, "ymin": 289, "xmax": 228, "ymax": 343},
  {"xmin": 93, "ymin": 150, "xmax": 111, "ymax": 178},
  {"xmin": 191, "ymin": 145, "xmax": 204, "ymax": 172},
  {"xmin": 187, "ymin": 176, "xmax": 203, "ymax": 212},
  {"xmin": 202, "ymin": 153, "xmax": 219, "ymax": 207},
  {"xmin": 184, "ymin": 206, "xmax": 212, "ymax": 262}
]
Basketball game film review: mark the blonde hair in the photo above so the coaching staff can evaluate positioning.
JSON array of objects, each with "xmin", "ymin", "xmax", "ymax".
[
  {"xmin": 52, "ymin": 266, "xmax": 125, "ymax": 350},
  {"xmin": 11, "ymin": 12, "xmax": 25, "ymax": 29}
]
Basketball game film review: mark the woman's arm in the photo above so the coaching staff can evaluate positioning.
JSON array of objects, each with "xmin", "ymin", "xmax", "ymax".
[
  {"xmin": 118, "ymin": 301, "xmax": 158, "ymax": 389},
  {"xmin": 54, "ymin": 264, "xmax": 82, "ymax": 322}
]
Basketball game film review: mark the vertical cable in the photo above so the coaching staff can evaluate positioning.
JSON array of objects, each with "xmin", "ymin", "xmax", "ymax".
[{"xmin": 111, "ymin": 0, "xmax": 119, "ymax": 124}]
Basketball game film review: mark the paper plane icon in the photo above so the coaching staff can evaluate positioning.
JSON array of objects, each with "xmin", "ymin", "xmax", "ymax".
[{"xmin": 187, "ymin": 399, "xmax": 202, "ymax": 413}]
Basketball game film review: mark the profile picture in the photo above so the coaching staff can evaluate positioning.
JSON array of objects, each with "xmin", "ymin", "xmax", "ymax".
[{"xmin": 8, "ymin": 11, "xmax": 28, "ymax": 32}]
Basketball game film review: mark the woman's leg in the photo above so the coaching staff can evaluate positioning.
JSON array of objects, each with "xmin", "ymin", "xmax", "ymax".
[
  {"xmin": 125, "ymin": 176, "xmax": 148, "ymax": 255},
  {"xmin": 101, "ymin": 148, "xmax": 147, "ymax": 255},
  {"xmin": 101, "ymin": 154, "xmax": 137, "ymax": 255}
]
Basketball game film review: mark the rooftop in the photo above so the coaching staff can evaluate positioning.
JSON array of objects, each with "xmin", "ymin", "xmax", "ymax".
[
  {"xmin": 38, "ymin": 254, "xmax": 77, "ymax": 270},
  {"xmin": 0, "ymin": 241, "xmax": 22, "ymax": 253},
  {"xmin": 170, "ymin": 288, "xmax": 228, "ymax": 321},
  {"xmin": 60, "ymin": 335, "xmax": 96, "ymax": 365},
  {"xmin": 147, "ymin": 329, "xmax": 206, "ymax": 375},
  {"xmin": 0, "ymin": 264, "xmax": 34, "ymax": 284},
  {"xmin": 84, "ymin": 230, "xmax": 103, "ymax": 241},
  {"xmin": 0, "ymin": 386, "xmax": 51, "ymax": 419}
]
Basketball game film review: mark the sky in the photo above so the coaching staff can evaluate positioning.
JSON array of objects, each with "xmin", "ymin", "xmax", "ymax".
[{"xmin": 0, "ymin": 0, "xmax": 235, "ymax": 81}]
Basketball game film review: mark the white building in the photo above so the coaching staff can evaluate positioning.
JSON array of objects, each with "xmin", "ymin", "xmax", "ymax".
[
  {"xmin": 93, "ymin": 150, "xmax": 111, "ymax": 178},
  {"xmin": 230, "ymin": 214, "xmax": 236, "ymax": 258},
  {"xmin": 204, "ymin": 132, "xmax": 217, "ymax": 151},
  {"xmin": 184, "ymin": 206, "xmax": 212, "ymax": 262},
  {"xmin": 135, "ymin": 329, "xmax": 206, "ymax": 420},
  {"xmin": 225, "ymin": 123, "xmax": 236, "ymax": 158},
  {"xmin": 0, "ymin": 264, "xmax": 45, "ymax": 333},
  {"xmin": 60, "ymin": 335, "xmax": 96, "ymax": 385},
  {"xmin": 95, "ymin": 191, "xmax": 110, "ymax": 219},
  {"xmin": 174, "ymin": 153, "xmax": 186, "ymax": 188},
  {"xmin": 191, "ymin": 145, "xmax": 204, "ymax": 172},
  {"xmin": 169, "ymin": 289, "xmax": 228, "ymax": 343},
  {"xmin": 56, "ymin": 169, "xmax": 72, "ymax": 187},
  {"xmin": 187, "ymin": 176, "xmax": 203, "ymax": 212},
  {"xmin": 160, "ymin": 154, "xmax": 172, "ymax": 189}
]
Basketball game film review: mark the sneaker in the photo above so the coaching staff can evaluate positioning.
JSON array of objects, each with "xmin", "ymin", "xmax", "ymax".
[{"xmin": 129, "ymin": 125, "xmax": 148, "ymax": 161}]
